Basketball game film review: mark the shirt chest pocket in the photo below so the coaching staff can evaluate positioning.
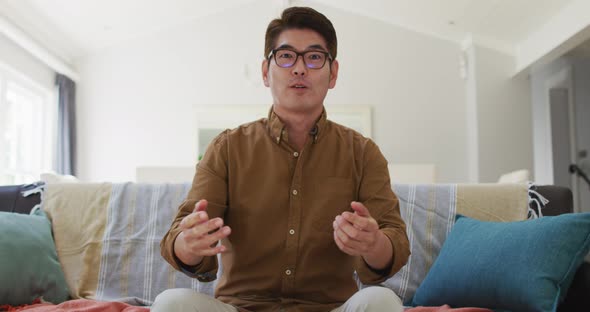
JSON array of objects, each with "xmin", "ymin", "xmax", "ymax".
[{"xmin": 306, "ymin": 177, "xmax": 356, "ymax": 233}]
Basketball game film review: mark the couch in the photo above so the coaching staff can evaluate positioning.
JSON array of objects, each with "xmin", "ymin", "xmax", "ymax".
[{"xmin": 0, "ymin": 181, "xmax": 589, "ymax": 312}]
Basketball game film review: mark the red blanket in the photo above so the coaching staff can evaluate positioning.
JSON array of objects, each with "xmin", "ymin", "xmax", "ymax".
[
  {"xmin": 1, "ymin": 300, "xmax": 492, "ymax": 312},
  {"xmin": 406, "ymin": 305, "xmax": 493, "ymax": 312},
  {"xmin": 0, "ymin": 299, "xmax": 149, "ymax": 312}
]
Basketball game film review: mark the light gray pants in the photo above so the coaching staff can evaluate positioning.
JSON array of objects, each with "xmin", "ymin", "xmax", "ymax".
[{"xmin": 151, "ymin": 286, "xmax": 403, "ymax": 312}]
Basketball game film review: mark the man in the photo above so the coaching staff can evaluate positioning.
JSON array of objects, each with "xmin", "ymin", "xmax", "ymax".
[{"xmin": 154, "ymin": 6, "xmax": 410, "ymax": 312}]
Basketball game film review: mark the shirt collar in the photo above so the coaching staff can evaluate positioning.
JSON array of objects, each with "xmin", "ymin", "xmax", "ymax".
[{"xmin": 267, "ymin": 106, "xmax": 328, "ymax": 145}]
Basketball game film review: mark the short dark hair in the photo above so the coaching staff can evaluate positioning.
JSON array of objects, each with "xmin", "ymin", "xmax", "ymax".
[{"xmin": 264, "ymin": 7, "xmax": 337, "ymax": 60}]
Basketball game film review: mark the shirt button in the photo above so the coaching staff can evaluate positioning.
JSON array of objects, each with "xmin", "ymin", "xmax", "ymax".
[
  {"xmin": 293, "ymin": 152, "xmax": 299, "ymax": 157},
  {"xmin": 285, "ymin": 269, "xmax": 292, "ymax": 275},
  {"xmin": 292, "ymin": 189, "xmax": 298, "ymax": 195},
  {"xmin": 289, "ymin": 229, "xmax": 295, "ymax": 235}
]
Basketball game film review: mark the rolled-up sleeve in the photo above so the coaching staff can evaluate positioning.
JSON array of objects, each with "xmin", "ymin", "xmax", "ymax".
[{"xmin": 354, "ymin": 140, "xmax": 410, "ymax": 284}]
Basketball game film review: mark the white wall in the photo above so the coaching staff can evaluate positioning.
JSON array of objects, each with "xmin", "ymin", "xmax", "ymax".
[
  {"xmin": 76, "ymin": 0, "xmax": 535, "ymax": 184},
  {"xmin": 464, "ymin": 42, "xmax": 479, "ymax": 182},
  {"xmin": 76, "ymin": 0, "xmax": 274, "ymax": 182},
  {"xmin": 473, "ymin": 46, "xmax": 533, "ymax": 182},
  {"xmin": 76, "ymin": 0, "xmax": 472, "ymax": 183},
  {"xmin": 316, "ymin": 2, "xmax": 468, "ymax": 183}
]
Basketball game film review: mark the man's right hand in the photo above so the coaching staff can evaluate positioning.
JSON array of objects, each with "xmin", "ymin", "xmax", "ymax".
[{"xmin": 173, "ymin": 199, "xmax": 231, "ymax": 266}]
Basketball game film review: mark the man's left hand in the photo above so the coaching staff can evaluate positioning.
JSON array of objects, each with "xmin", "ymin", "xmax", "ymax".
[{"xmin": 333, "ymin": 201, "xmax": 393, "ymax": 270}]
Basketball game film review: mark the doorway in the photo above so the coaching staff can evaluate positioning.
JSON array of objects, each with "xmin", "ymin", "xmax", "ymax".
[
  {"xmin": 531, "ymin": 58, "xmax": 589, "ymax": 214},
  {"xmin": 549, "ymin": 88, "xmax": 579, "ymax": 211}
]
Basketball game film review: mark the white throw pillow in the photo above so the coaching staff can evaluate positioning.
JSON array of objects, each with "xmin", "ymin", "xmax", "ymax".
[{"xmin": 40, "ymin": 172, "xmax": 79, "ymax": 184}]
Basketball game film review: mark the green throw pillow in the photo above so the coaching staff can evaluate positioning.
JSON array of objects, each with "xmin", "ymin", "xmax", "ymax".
[
  {"xmin": 411, "ymin": 213, "xmax": 590, "ymax": 312},
  {"xmin": 0, "ymin": 207, "xmax": 69, "ymax": 305}
]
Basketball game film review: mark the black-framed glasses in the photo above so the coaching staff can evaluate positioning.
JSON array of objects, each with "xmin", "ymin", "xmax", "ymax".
[{"xmin": 268, "ymin": 49, "xmax": 332, "ymax": 69}]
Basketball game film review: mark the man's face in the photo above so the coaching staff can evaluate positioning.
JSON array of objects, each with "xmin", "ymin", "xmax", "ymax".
[{"xmin": 262, "ymin": 28, "xmax": 338, "ymax": 114}]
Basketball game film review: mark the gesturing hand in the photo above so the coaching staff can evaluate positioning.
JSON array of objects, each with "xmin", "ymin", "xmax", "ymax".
[
  {"xmin": 333, "ymin": 201, "xmax": 393, "ymax": 270},
  {"xmin": 174, "ymin": 199, "xmax": 231, "ymax": 266}
]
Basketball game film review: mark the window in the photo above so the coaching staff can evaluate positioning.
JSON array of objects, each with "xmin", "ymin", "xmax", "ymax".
[{"xmin": 0, "ymin": 63, "xmax": 56, "ymax": 185}]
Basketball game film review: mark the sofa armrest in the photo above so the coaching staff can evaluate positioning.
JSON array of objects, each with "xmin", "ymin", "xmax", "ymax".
[
  {"xmin": 0, "ymin": 183, "xmax": 42, "ymax": 214},
  {"xmin": 558, "ymin": 261, "xmax": 590, "ymax": 312},
  {"xmin": 535, "ymin": 185, "xmax": 573, "ymax": 216}
]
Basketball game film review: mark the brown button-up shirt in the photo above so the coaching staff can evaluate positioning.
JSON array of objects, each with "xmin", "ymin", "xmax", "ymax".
[{"xmin": 161, "ymin": 108, "xmax": 410, "ymax": 312}]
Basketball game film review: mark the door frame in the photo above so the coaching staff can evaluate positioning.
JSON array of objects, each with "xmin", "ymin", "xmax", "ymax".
[{"xmin": 544, "ymin": 66, "xmax": 581, "ymax": 212}]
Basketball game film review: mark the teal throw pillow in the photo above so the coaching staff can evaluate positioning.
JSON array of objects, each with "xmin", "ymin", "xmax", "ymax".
[
  {"xmin": 0, "ymin": 207, "xmax": 69, "ymax": 305},
  {"xmin": 411, "ymin": 213, "xmax": 590, "ymax": 312}
]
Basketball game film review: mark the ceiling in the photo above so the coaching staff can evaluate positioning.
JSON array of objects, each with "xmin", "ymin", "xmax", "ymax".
[{"xmin": 0, "ymin": 0, "xmax": 577, "ymax": 63}]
